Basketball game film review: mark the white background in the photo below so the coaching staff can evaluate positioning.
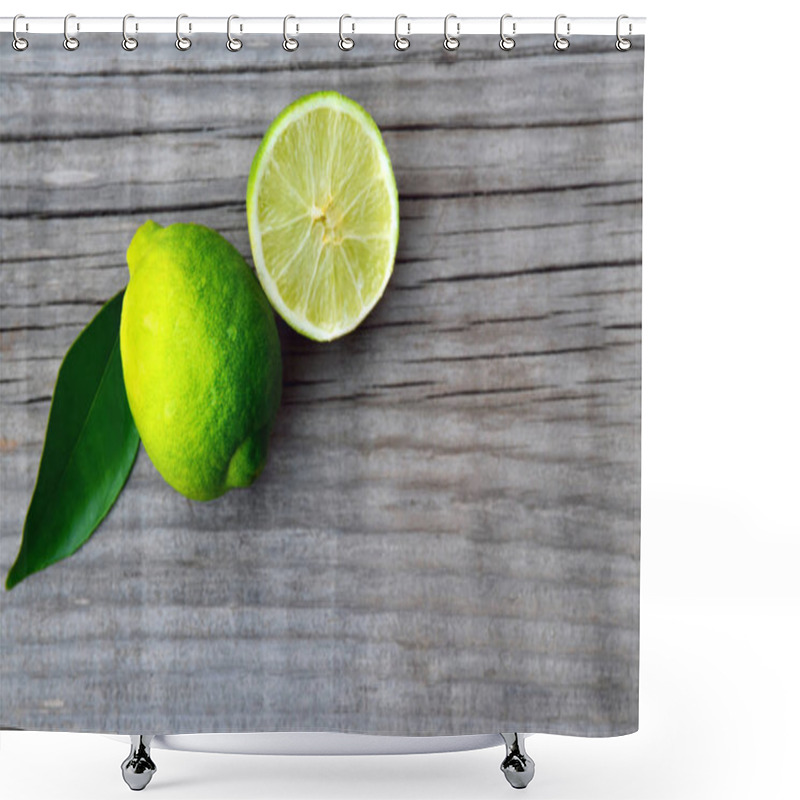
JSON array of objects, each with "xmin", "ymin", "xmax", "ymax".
[{"xmin": 2, "ymin": 1, "xmax": 798, "ymax": 798}]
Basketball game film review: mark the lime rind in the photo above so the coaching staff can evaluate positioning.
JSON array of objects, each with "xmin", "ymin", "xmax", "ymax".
[{"xmin": 247, "ymin": 91, "xmax": 399, "ymax": 342}]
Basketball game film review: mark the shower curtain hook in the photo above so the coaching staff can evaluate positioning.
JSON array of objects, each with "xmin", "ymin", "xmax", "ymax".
[
  {"xmin": 12, "ymin": 14, "xmax": 29, "ymax": 51},
  {"xmin": 175, "ymin": 14, "xmax": 192, "ymax": 51},
  {"xmin": 443, "ymin": 14, "xmax": 460, "ymax": 51},
  {"xmin": 615, "ymin": 15, "xmax": 632, "ymax": 51},
  {"xmin": 339, "ymin": 15, "xmax": 355, "ymax": 50},
  {"xmin": 63, "ymin": 13, "xmax": 80, "ymax": 51},
  {"xmin": 394, "ymin": 14, "xmax": 410, "ymax": 51},
  {"xmin": 554, "ymin": 14, "xmax": 570, "ymax": 51},
  {"xmin": 499, "ymin": 14, "xmax": 516, "ymax": 50},
  {"xmin": 227, "ymin": 15, "xmax": 243, "ymax": 51},
  {"xmin": 283, "ymin": 15, "xmax": 299, "ymax": 51},
  {"xmin": 121, "ymin": 14, "xmax": 138, "ymax": 51}
]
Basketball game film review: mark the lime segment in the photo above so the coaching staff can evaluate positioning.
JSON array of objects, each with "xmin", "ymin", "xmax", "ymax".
[{"xmin": 247, "ymin": 92, "xmax": 399, "ymax": 341}]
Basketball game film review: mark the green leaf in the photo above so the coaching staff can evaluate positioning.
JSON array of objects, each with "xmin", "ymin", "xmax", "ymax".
[{"xmin": 5, "ymin": 291, "xmax": 139, "ymax": 589}]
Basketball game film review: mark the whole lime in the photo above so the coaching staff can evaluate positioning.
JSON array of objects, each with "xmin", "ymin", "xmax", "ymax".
[{"xmin": 120, "ymin": 221, "xmax": 282, "ymax": 501}]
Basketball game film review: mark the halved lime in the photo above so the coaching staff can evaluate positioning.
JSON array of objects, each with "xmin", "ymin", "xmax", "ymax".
[{"xmin": 247, "ymin": 92, "xmax": 399, "ymax": 342}]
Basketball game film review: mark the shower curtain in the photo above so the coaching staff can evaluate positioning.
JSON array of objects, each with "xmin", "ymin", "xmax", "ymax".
[{"xmin": 0, "ymin": 31, "xmax": 643, "ymax": 737}]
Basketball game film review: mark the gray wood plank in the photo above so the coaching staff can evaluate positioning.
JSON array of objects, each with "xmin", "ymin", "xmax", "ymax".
[{"xmin": 0, "ymin": 35, "xmax": 642, "ymax": 736}]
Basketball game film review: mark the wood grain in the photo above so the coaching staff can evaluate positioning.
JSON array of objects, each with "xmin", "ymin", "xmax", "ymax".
[{"xmin": 0, "ymin": 35, "xmax": 642, "ymax": 736}]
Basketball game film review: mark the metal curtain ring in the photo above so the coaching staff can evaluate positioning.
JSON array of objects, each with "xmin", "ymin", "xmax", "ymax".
[
  {"xmin": 443, "ymin": 14, "xmax": 459, "ymax": 51},
  {"xmin": 63, "ymin": 13, "xmax": 79, "ymax": 51},
  {"xmin": 12, "ymin": 14, "xmax": 29, "ymax": 51},
  {"xmin": 176, "ymin": 13, "xmax": 192, "ymax": 51},
  {"xmin": 499, "ymin": 14, "xmax": 515, "ymax": 50},
  {"xmin": 339, "ymin": 14, "xmax": 354, "ymax": 50},
  {"xmin": 227, "ymin": 15, "xmax": 243, "ymax": 51},
  {"xmin": 283, "ymin": 15, "xmax": 298, "ymax": 51},
  {"xmin": 554, "ymin": 14, "xmax": 570, "ymax": 51},
  {"xmin": 394, "ymin": 14, "xmax": 410, "ymax": 50},
  {"xmin": 616, "ymin": 14, "xmax": 632, "ymax": 51},
  {"xmin": 122, "ymin": 14, "xmax": 138, "ymax": 51}
]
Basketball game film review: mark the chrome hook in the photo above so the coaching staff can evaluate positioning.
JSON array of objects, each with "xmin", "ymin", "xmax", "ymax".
[
  {"xmin": 499, "ymin": 14, "xmax": 515, "ymax": 51},
  {"xmin": 394, "ymin": 14, "xmax": 410, "ymax": 51},
  {"xmin": 554, "ymin": 14, "xmax": 570, "ymax": 51},
  {"xmin": 283, "ymin": 15, "xmax": 298, "ymax": 51},
  {"xmin": 122, "ymin": 14, "xmax": 138, "ymax": 51},
  {"xmin": 63, "ymin": 13, "xmax": 79, "ymax": 51},
  {"xmin": 339, "ymin": 14, "xmax": 354, "ymax": 50},
  {"xmin": 175, "ymin": 13, "xmax": 191, "ymax": 51},
  {"xmin": 443, "ymin": 14, "xmax": 459, "ymax": 51},
  {"xmin": 227, "ymin": 15, "xmax": 243, "ymax": 51},
  {"xmin": 616, "ymin": 14, "xmax": 632, "ymax": 51},
  {"xmin": 12, "ymin": 14, "xmax": 28, "ymax": 51}
]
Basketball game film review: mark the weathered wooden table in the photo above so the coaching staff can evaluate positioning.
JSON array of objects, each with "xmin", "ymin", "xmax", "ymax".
[{"xmin": 1, "ymin": 35, "xmax": 642, "ymax": 736}]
